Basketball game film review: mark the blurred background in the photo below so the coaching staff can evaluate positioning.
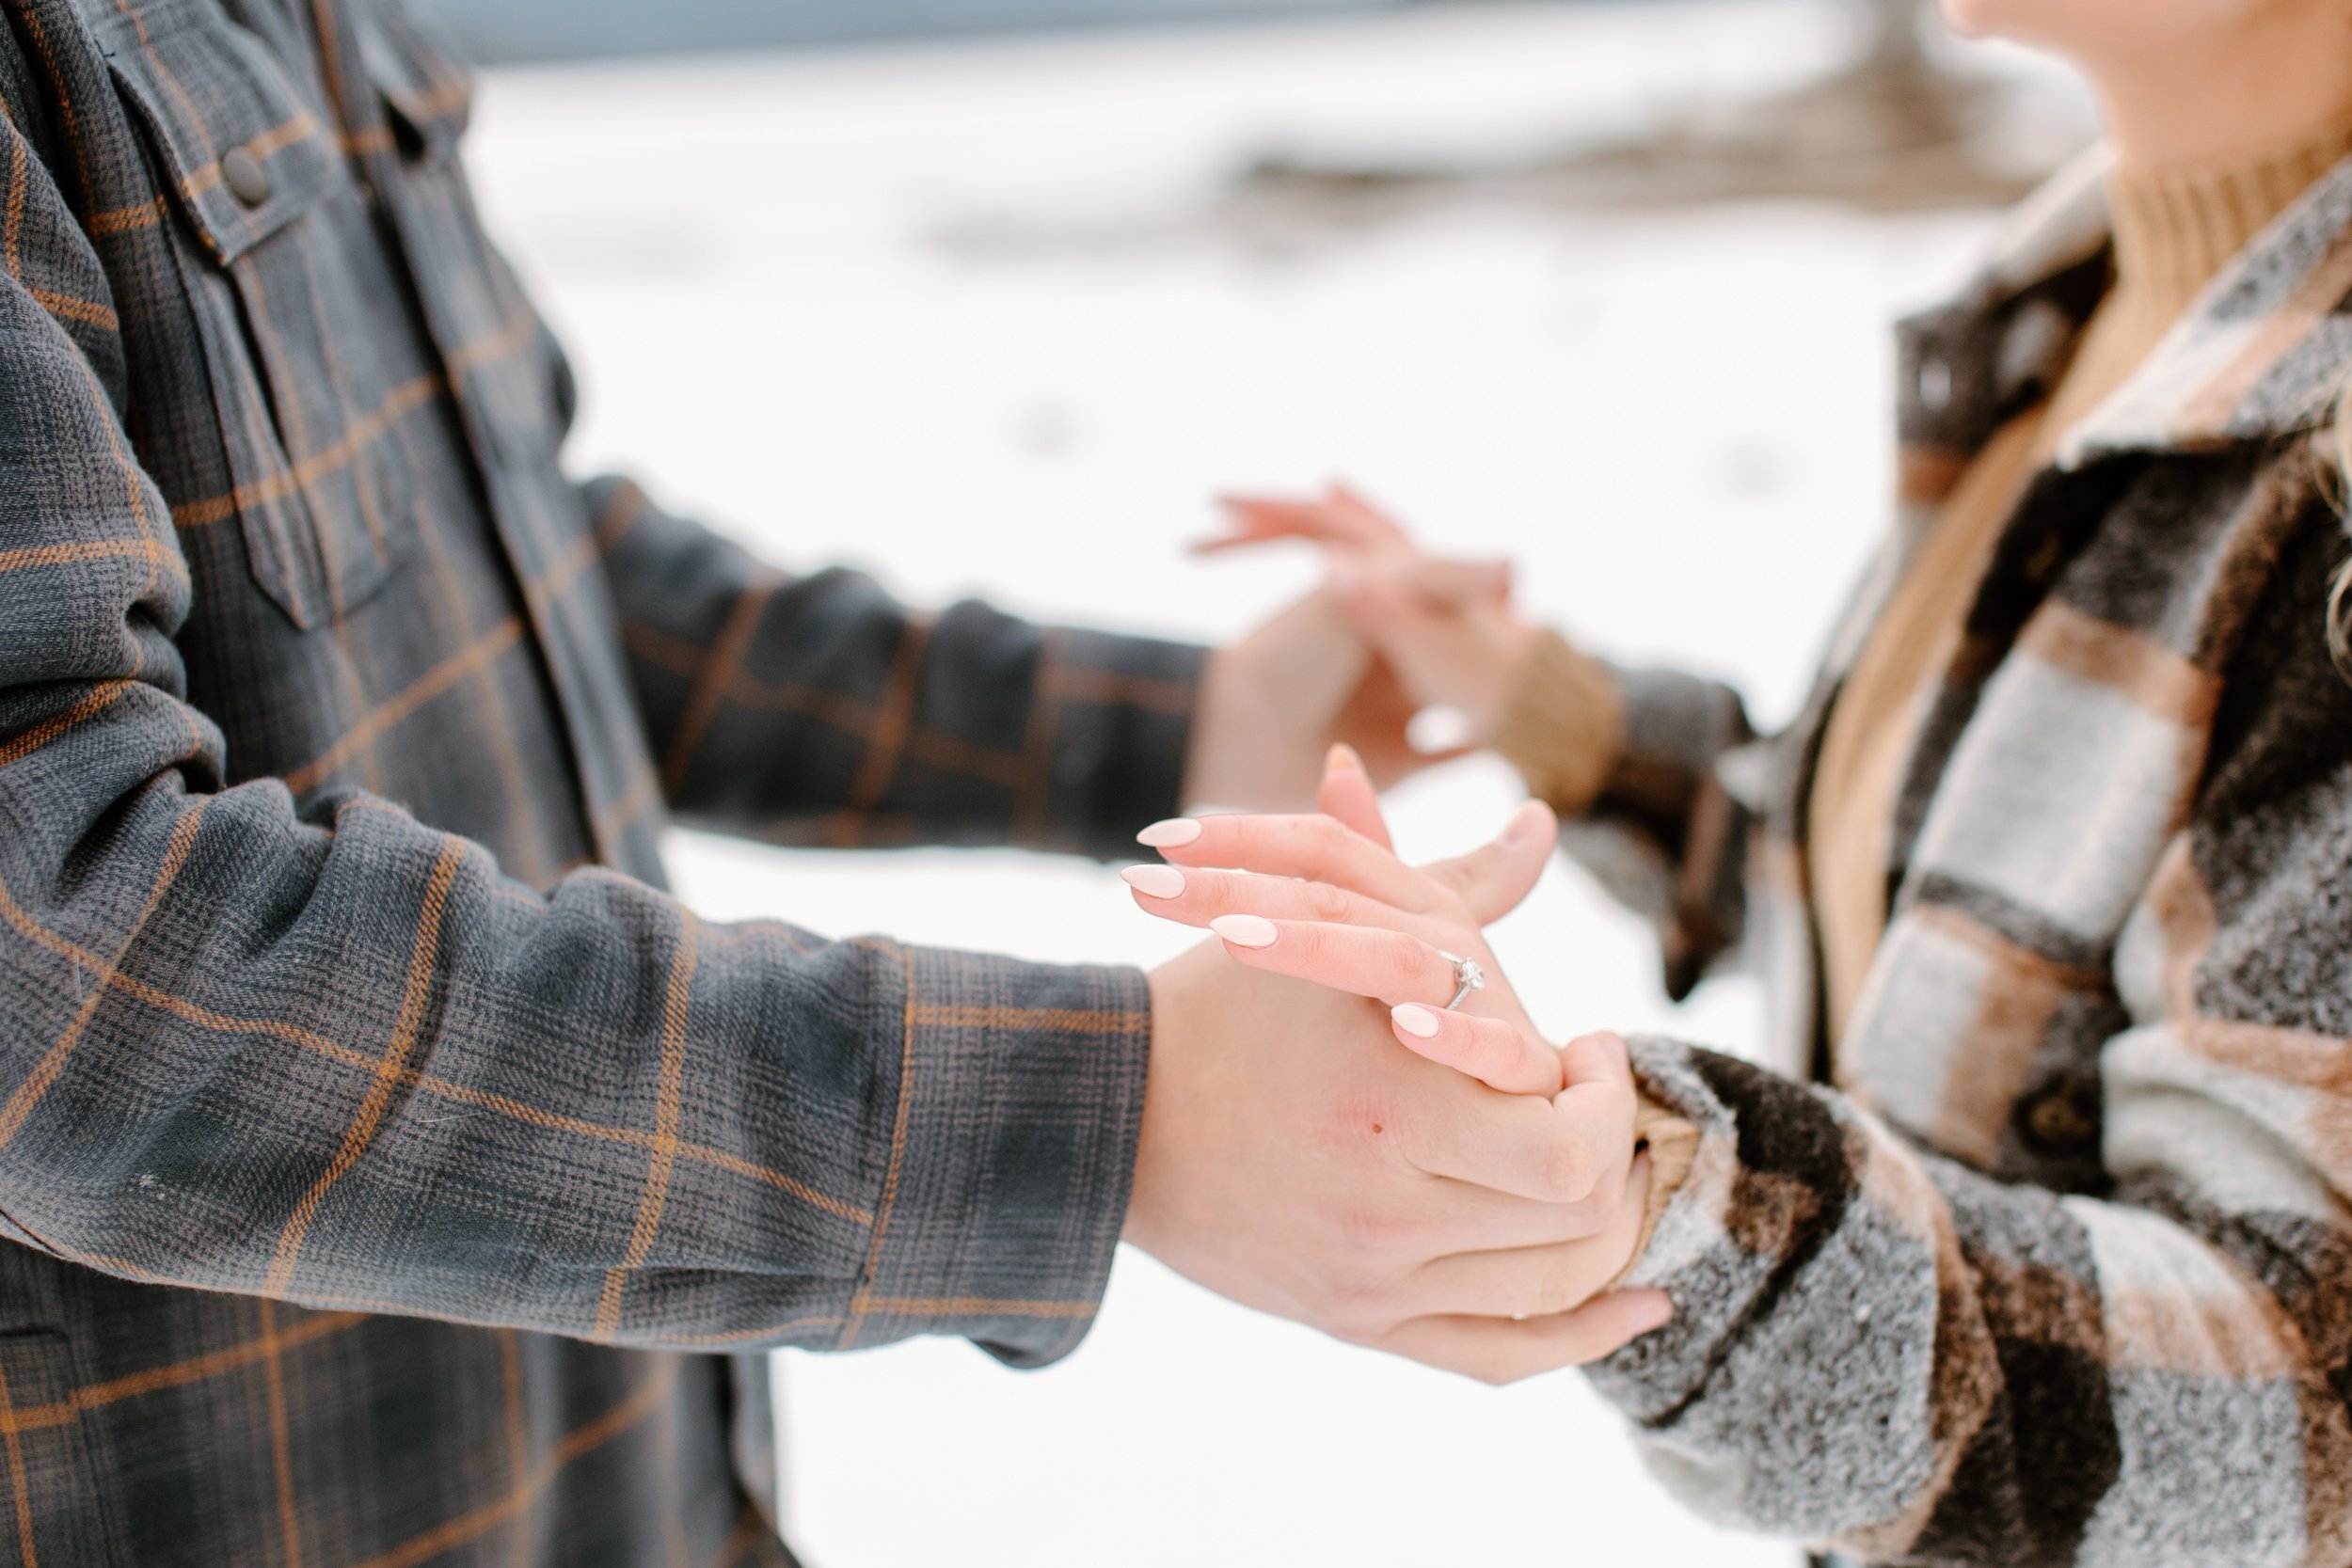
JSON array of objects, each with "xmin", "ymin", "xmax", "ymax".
[{"xmin": 427, "ymin": 1, "xmax": 2095, "ymax": 1562}]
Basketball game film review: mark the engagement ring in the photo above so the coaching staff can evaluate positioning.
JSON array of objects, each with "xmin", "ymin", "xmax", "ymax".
[{"xmin": 1439, "ymin": 951, "xmax": 1486, "ymax": 1011}]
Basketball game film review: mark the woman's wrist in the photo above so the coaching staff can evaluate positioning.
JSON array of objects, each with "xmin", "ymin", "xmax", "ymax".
[{"xmin": 1492, "ymin": 629, "xmax": 1625, "ymax": 819}]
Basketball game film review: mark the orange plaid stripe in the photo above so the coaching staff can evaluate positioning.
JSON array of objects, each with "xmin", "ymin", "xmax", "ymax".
[
  {"xmin": 344, "ymin": 1356, "xmax": 683, "ymax": 1568},
  {"xmin": 27, "ymin": 285, "xmax": 113, "ymax": 329},
  {"xmin": 0, "ymin": 1311, "xmax": 368, "ymax": 1436},
  {"xmin": 0, "ymin": 863, "xmax": 873, "ymax": 1226},
  {"xmin": 255, "ymin": 1299, "xmax": 306, "ymax": 1568},
  {"xmin": 0, "ymin": 679, "xmax": 135, "ymax": 769},
  {"xmin": 169, "ymin": 372, "xmax": 442, "ymax": 529},
  {"xmin": 838, "ymin": 942, "xmax": 920, "ymax": 1352},
  {"xmin": 596, "ymin": 909, "xmax": 700, "ymax": 1339},
  {"xmin": 626, "ymin": 620, "xmax": 1028, "ymax": 789},
  {"xmin": 0, "ymin": 800, "xmax": 203, "ymax": 1155},
  {"xmin": 264, "ymin": 834, "xmax": 467, "ymax": 1294},
  {"xmin": 905, "ymin": 1004, "xmax": 1151, "ymax": 1036},
  {"xmin": 0, "ymin": 536, "xmax": 162, "ymax": 575},
  {"xmin": 854, "ymin": 1296, "xmax": 1096, "ymax": 1319},
  {"xmin": 281, "ymin": 618, "xmax": 523, "ymax": 793},
  {"xmin": 662, "ymin": 577, "xmax": 780, "ymax": 798},
  {"xmin": 0, "ymin": 1353, "xmax": 33, "ymax": 1568}
]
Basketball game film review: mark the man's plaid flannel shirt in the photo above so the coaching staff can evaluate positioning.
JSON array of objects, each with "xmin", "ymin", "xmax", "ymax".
[{"xmin": 0, "ymin": 1, "xmax": 1202, "ymax": 1562}]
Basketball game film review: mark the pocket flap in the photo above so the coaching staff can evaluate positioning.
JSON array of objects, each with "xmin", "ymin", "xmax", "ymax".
[
  {"xmin": 360, "ymin": 11, "xmax": 474, "ymax": 170},
  {"xmin": 103, "ymin": 5, "xmax": 347, "ymax": 264}
]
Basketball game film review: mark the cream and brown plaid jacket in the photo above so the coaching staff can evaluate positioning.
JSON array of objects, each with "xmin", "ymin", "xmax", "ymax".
[
  {"xmin": 0, "ymin": 1, "xmax": 1201, "ymax": 1563},
  {"xmin": 1553, "ymin": 152, "xmax": 2352, "ymax": 1564}
]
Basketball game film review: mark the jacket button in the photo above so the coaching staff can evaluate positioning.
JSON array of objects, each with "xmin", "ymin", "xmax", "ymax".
[
  {"xmin": 222, "ymin": 148, "xmax": 272, "ymax": 207},
  {"xmin": 2025, "ymin": 1092, "xmax": 2094, "ymax": 1149}
]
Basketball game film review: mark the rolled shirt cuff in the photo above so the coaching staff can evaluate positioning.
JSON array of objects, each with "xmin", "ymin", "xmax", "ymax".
[{"xmin": 836, "ymin": 945, "xmax": 1153, "ymax": 1369}]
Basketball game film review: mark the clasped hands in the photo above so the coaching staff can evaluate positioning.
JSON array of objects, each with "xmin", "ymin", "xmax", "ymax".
[{"xmin": 1123, "ymin": 749, "xmax": 1670, "ymax": 1385}]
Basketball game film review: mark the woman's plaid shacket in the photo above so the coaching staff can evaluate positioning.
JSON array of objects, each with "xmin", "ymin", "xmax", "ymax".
[
  {"xmin": 1566, "ymin": 150, "xmax": 2352, "ymax": 1565},
  {"xmin": 0, "ymin": 1, "xmax": 1201, "ymax": 1562}
]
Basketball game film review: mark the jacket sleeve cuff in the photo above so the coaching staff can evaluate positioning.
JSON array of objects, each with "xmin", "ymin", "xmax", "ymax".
[
  {"xmin": 1025, "ymin": 627, "xmax": 1207, "ymax": 862},
  {"xmin": 838, "ymin": 945, "xmax": 1153, "ymax": 1368},
  {"xmin": 1587, "ymin": 1036, "xmax": 1813, "ymax": 1421},
  {"xmin": 1493, "ymin": 629, "xmax": 1624, "ymax": 819}
]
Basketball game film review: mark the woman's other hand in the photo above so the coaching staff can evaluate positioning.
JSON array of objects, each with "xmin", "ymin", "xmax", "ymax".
[{"xmin": 1204, "ymin": 483, "xmax": 1544, "ymax": 741}]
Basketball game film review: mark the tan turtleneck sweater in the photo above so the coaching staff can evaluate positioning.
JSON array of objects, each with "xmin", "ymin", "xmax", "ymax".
[{"xmin": 1498, "ymin": 119, "xmax": 2352, "ymax": 1052}]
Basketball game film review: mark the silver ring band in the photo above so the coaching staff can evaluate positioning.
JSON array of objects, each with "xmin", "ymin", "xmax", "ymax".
[{"xmin": 1438, "ymin": 950, "xmax": 1486, "ymax": 1011}]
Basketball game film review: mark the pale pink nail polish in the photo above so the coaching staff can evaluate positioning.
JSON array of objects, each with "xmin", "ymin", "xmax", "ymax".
[
  {"xmin": 1136, "ymin": 818, "xmax": 1202, "ymax": 847},
  {"xmin": 1502, "ymin": 800, "xmax": 1549, "ymax": 845},
  {"xmin": 1391, "ymin": 1004, "xmax": 1441, "ymax": 1039},
  {"xmin": 1120, "ymin": 865, "xmax": 1186, "ymax": 899},
  {"xmin": 1210, "ymin": 914, "xmax": 1279, "ymax": 949}
]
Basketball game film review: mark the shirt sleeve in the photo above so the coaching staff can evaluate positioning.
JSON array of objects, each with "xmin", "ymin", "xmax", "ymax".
[
  {"xmin": 0, "ymin": 103, "xmax": 1145, "ymax": 1367},
  {"xmin": 1580, "ymin": 525, "xmax": 2352, "ymax": 1565},
  {"xmin": 585, "ymin": 475, "xmax": 1204, "ymax": 862}
]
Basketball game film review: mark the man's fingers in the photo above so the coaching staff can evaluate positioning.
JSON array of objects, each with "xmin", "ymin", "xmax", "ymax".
[
  {"xmin": 1317, "ymin": 744, "xmax": 1393, "ymax": 849},
  {"xmin": 1201, "ymin": 915, "xmax": 1462, "ymax": 1009},
  {"xmin": 1390, "ymin": 1004, "xmax": 1564, "ymax": 1097},
  {"xmin": 1120, "ymin": 863, "xmax": 1413, "ymax": 934},
  {"xmin": 1401, "ymin": 1153, "xmax": 1650, "ymax": 1320},
  {"xmin": 1423, "ymin": 800, "xmax": 1557, "ymax": 925},
  {"xmin": 1139, "ymin": 813, "xmax": 1444, "ymax": 912},
  {"xmin": 1372, "ymin": 1291, "xmax": 1676, "ymax": 1386}
]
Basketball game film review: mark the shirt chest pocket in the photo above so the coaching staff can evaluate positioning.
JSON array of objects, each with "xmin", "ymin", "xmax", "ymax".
[{"xmin": 107, "ymin": 4, "xmax": 428, "ymax": 631}]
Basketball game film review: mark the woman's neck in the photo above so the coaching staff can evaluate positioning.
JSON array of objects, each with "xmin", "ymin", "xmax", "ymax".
[{"xmin": 2078, "ymin": 7, "xmax": 2352, "ymax": 171}]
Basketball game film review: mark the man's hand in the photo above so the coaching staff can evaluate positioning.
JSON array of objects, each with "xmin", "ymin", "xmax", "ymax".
[
  {"xmin": 1181, "ymin": 585, "xmax": 1431, "ymax": 810},
  {"xmin": 1204, "ymin": 483, "xmax": 1542, "ymax": 744},
  {"xmin": 1129, "ymin": 939, "xmax": 1665, "ymax": 1383}
]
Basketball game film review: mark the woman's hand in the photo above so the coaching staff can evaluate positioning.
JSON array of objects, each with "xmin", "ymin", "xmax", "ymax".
[
  {"xmin": 1203, "ymin": 484, "xmax": 1545, "ymax": 740},
  {"xmin": 1120, "ymin": 750, "xmax": 1668, "ymax": 1373}
]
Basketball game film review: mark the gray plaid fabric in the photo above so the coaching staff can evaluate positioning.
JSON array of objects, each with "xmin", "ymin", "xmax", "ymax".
[
  {"xmin": 0, "ymin": 1, "xmax": 1200, "ymax": 1562},
  {"xmin": 1565, "ymin": 151, "xmax": 2352, "ymax": 1564}
]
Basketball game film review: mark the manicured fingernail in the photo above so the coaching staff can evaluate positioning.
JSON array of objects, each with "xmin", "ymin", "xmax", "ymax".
[
  {"xmin": 1391, "ymin": 1004, "xmax": 1440, "ymax": 1038},
  {"xmin": 1502, "ymin": 800, "xmax": 1549, "ymax": 845},
  {"xmin": 1137, "ymin": 818, "xmax": 1202, "ymax": 847},
  {"xmin": 1325, "ymin": 742, "xmax": 1364, "ymax": 775},
  {"xmin": 1120, "ymin": 864, "xmax": 1186, "ymax": 898},
  {"xmin": 1632, "ymin": 1294, "xmax": 1676, "ymax": 1335},
  {"xmin": 1210, "ymin": 914, "xmax": 1279, "ymax": 949}
]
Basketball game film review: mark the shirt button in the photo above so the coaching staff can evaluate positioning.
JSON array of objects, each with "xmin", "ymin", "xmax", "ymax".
[{"xmin": 222, "ymin": 147, "xmax": 272, "ymax": 207}]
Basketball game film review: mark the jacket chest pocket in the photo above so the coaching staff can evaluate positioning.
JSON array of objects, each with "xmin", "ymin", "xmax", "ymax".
[
  {"xmin": 108, "ymin": 3, "xmax": 427, "ymax": 631},
  {"xmin": 0, "ymin": 1332, "xmax": 128, "ymax": 1565}
]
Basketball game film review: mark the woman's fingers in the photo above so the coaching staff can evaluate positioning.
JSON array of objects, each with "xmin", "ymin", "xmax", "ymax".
[
  {"xmin": 1408, "ymin": 1085, "xmax": 1624, "ymax": 1202},
  {"xmin": 1390, "ymin": 1004, "xmax": 1564, "ymax": 1097},
  {"xmin": 1320, "ymin": 483, "xmax": 1414, "ymax": 546},
  {"xmin": 1316, "ymin": 743, "xmax": 1393, "ymax": 849},
  {"xmin": 1138, "ymin": 813, "xmax": 1444, "ymax": 913},
  {"xmin": 1120, "ymin": 863, "xmax": 1413, "ymax": 934},
  {"xmin": 1201, "ymin": 914, "xmax": 1462, "ymax": 1009},
  {"xmin": 1422, "ymin": 800, "xmax": 1558, "ymax": 925},
  {"xmin": 1399, "ymin": 1152, "xmax": 1651, "ymax": 1322},
  {"xmin": 1200, "ymin": 492, "xmax": 1395, "ymax": 554},
  {"xmin": 1556, "ymin": 1032, "xmax": 1639, "ymax": 1211},
  {"xmin": 1372, "ymin": 1290, "xmax": 1676, "ymax": 1386}
]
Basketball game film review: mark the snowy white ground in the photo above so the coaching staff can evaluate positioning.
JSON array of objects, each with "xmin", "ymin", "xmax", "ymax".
[{"xmin": 457, "ymin": 7, "xmax": 2074, "ymax": 1563}]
